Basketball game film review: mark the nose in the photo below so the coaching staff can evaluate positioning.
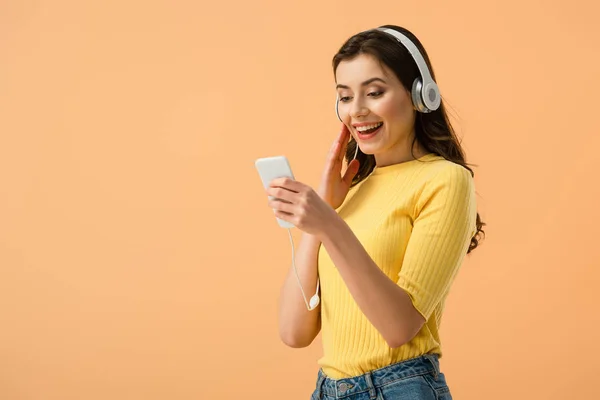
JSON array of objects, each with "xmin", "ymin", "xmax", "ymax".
[{"xmin": 349, "ymin": 97, "xmax": 369, "ymax": 119}]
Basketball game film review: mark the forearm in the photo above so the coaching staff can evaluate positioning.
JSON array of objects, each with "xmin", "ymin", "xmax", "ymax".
[
  {"xmin": 319, "ymin": 216, "xmax": 423, "ymax": 348},
  {"xmin": 277, "ymin": 231, "xmax": 322, "ymax": 348}
]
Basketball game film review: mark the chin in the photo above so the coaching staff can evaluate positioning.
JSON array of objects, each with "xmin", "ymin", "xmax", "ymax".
[
  {"xmin": 357, "ymin": 140, "xmax": 386, "ymax": 156},
  {"xmin": 358, "ymin": 147, "xmax": 378, "ymax": 155},
  {"xmin": 355, "ymin": 128, "xmax": 389, "ymax": 154}
]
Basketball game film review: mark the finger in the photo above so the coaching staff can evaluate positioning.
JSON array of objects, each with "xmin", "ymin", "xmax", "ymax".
[
  {"xmin": 329, "ymin": 125, "xmax": 346, "ymax": 163},
  {"xmin": 274, "ymin": 209, "xmax": 294, "ymax": 222},
  {"xmin": 268, "ymin": 195, "xmax": 293, "ymax": 204},
  {"xmin": 337, "ymin": 124, "xmax": 351, "ymax": 164},
  {"xmin": 324, "ymin": 141, "xmax": 340, "ymax": 174},
  {"xmin": 327, "ymin": 132, "xmax": 340, "ymax": 158},
  {"xmin": 324, "ymin": 127, "xmax": 346, "ymax": 174},
  {"xmin": 266, "ymin": 186, "xmax": 296, "ymax": 203},
  {"xmin": 269, "ymin": 177, "xmax": 301, "ymax": 192},
  {"xmin": 269, "ymin": 198, "xmax": 295, "ymax": 214},
  {"xmin": 342, "ymin": 159, "xmax": 360, "ymax": 186}
]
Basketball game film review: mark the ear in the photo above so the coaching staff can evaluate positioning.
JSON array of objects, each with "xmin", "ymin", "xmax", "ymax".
[{"xmin": 406, "ymin": 88, "xmax": 417, "ymax": 111}]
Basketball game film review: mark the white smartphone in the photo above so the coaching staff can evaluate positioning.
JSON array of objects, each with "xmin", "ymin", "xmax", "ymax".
[{"xmin": 255, "ymin": 155, "xmax": 295, "ymax": 229}]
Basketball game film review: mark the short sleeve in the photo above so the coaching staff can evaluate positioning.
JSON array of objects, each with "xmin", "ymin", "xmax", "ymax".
[{"xmin": 396, "ymin": 164, "xmax": 477, "ymax": 321}]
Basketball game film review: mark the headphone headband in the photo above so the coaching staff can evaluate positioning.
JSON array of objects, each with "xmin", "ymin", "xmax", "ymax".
[
  {"xmin": 376, "ymin": 28, "xmax": 433, "ymax": 85},
  {"xmin": 335, "ymin": 26, "xmax": 441, "ymax": 124},
  {"xmin": 376, "ymin": 27, "xmax": 441, "ymax": 112}
]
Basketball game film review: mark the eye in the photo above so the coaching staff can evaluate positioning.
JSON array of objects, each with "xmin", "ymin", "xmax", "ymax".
[
  {"xmin": 368, "ymin": 91, "xmax": 384, "ymax": 97},
  {"xmin": 339, "ymin": 96, "xmax": 352, "ymax": 102}
]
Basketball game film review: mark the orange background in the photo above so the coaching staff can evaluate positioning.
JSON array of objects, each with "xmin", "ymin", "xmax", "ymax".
[{"xmin": 1, "ymin": 1, "xmax": 599, "ymax": 399}]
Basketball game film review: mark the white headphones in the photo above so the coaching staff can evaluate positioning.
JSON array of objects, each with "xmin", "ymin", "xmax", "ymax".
[
  {"xmin": 307, "ymin": 27, "xmax": 438, "ymax": 312},
  {"xmin": 335, "ymin": 26, "xmax": 441, "ymax": 124}
]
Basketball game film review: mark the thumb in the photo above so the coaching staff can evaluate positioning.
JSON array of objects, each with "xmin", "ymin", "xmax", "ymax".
[{"xmin": 342, "ymin": 159, "xmax": 360, "ymax": 185}]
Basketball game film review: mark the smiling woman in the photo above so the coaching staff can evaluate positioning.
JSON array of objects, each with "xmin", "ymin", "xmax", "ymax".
[
  {"xmin": 335, "ymin": 58, "xmax": 420, "ymax": 164},
  {"xmin": 268, "ymin": 24, "xmax": 486, "ymax": 400}
]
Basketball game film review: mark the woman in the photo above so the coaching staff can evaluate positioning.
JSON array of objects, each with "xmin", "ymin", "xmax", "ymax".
[{"xmin": 266, "ymin": 25, "xmax": 485, "ymax": 399}]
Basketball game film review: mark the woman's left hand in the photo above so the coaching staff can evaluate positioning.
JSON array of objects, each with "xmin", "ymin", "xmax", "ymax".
[{"xmin": 266, "ymin": 177, "xmax": 339, "ymax": 238}]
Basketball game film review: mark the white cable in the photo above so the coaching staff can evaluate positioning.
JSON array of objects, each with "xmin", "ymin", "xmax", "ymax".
[
  {"xmin": 287, "ymin": 228, "xmax": 320, "ymax": 311},
  {"xmin": 282, "ymin": 142, "xmax": 358, "ymax": 312}
]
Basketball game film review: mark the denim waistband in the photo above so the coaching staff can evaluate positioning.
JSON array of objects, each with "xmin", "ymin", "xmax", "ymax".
[{"xmin": 314, "ymin": 354, "xmax": 440, "ymax": 399}]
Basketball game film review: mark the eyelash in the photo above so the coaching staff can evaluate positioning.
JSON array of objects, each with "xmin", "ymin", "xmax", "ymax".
[{"xmin": 339, "ymin": 91, "xmax": 384, "ymax": 102}]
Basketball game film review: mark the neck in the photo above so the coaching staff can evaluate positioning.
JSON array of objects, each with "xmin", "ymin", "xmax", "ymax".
[{"xmin": 374, "ymin": 137, "xmax": 428, "ymax": 168}]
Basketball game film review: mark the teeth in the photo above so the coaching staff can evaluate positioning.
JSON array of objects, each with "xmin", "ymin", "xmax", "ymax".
[{"xmin": 356, "ymin": 122, "xmax": 383, "ymax": 132}]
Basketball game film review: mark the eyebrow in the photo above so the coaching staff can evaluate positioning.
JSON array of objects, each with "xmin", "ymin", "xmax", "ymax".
[{"xmin": 336, "ymin": 77, "xmax": 387, "ymax": 89}]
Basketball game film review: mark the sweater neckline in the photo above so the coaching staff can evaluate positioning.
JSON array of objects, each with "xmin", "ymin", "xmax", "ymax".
[{"xmin": 370, "ymin": 153, "xmax": 440, "ymax": 175}]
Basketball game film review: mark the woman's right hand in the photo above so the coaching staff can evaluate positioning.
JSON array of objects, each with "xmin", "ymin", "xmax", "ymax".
[{"xmin": 317, "ymin": 124, "xmax": 360, "ymax": 210}]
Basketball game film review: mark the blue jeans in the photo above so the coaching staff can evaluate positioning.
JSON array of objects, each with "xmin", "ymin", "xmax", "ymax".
[{"xmin": 311, "ymin": 354, "xmax": 452, "ymax": 400}]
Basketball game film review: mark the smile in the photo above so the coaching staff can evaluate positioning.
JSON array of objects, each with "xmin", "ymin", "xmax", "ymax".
[{"xmin": 356, "ymin": 122, "xmax": 383, "ymax": 140}]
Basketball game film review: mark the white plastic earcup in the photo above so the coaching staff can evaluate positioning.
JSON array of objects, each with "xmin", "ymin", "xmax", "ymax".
[
  {"xmin": 411, "ymin": 78, "xmax": 425, "ymax": 112},
  {"xmin": 422, "ymin": 81, "xmax": 441, "ymax": 111},
  {"xmin": 411, "ymin": 78, "xmax": 440, "ymax": 113}
]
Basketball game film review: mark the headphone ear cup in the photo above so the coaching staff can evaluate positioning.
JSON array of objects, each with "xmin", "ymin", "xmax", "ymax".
[
  {"xmin": 423, "ymin": 82, "xmax": 441, "ymax": 111},
  {"xmin": 411, "ymin": 78, "xmax": 427, "ymax": 113}
]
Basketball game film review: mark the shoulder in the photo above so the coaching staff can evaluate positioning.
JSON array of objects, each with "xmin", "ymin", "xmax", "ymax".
[
  {"xmin": 422, "ymin": 155, "xmax": 472, "ymax": 179},
  {"xmin": 421, "ymin": 156, "xmax": 473, "ymax": 189},
  {"xmin": 415, "ymin": 156, "xmax": 475, "ymax": 209}
]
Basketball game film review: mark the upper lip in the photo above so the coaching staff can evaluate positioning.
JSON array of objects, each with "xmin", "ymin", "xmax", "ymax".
[{"xmin": 352, "ymin": 122, "xmax": 383, "ymax": 127}]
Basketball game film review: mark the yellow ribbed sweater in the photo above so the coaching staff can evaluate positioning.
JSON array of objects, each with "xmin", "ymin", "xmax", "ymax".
[{"xmin": 317, "ymin": 153, "xmax": 477, "ymax": 379}]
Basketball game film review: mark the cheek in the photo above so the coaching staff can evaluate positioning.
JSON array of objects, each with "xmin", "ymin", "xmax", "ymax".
[
  {"xmin": 374, "ymin": 100, "xmax": 398, "ymax": 120},
  {"xmin": 377, "ymin": 95, "xmax": 414, "ymax": 124}
]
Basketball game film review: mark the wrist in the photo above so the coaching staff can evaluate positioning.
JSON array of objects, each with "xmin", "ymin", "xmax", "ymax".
[
  {"xmin": 301, "ymin": 231, "xmax": 323, "ymax": 246},
  {"xmin": 318, "ymin": 210, "xmax": 345, "ymax": 242},
  {"xmin": 316, "ymin": 188, "xmax": 330, "ymax": 205}
]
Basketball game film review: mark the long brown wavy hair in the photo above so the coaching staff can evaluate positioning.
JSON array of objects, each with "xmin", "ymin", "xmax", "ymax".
[{"xmin": 333, "ymin": 24, "xmax": 485, "ymax": 253}]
